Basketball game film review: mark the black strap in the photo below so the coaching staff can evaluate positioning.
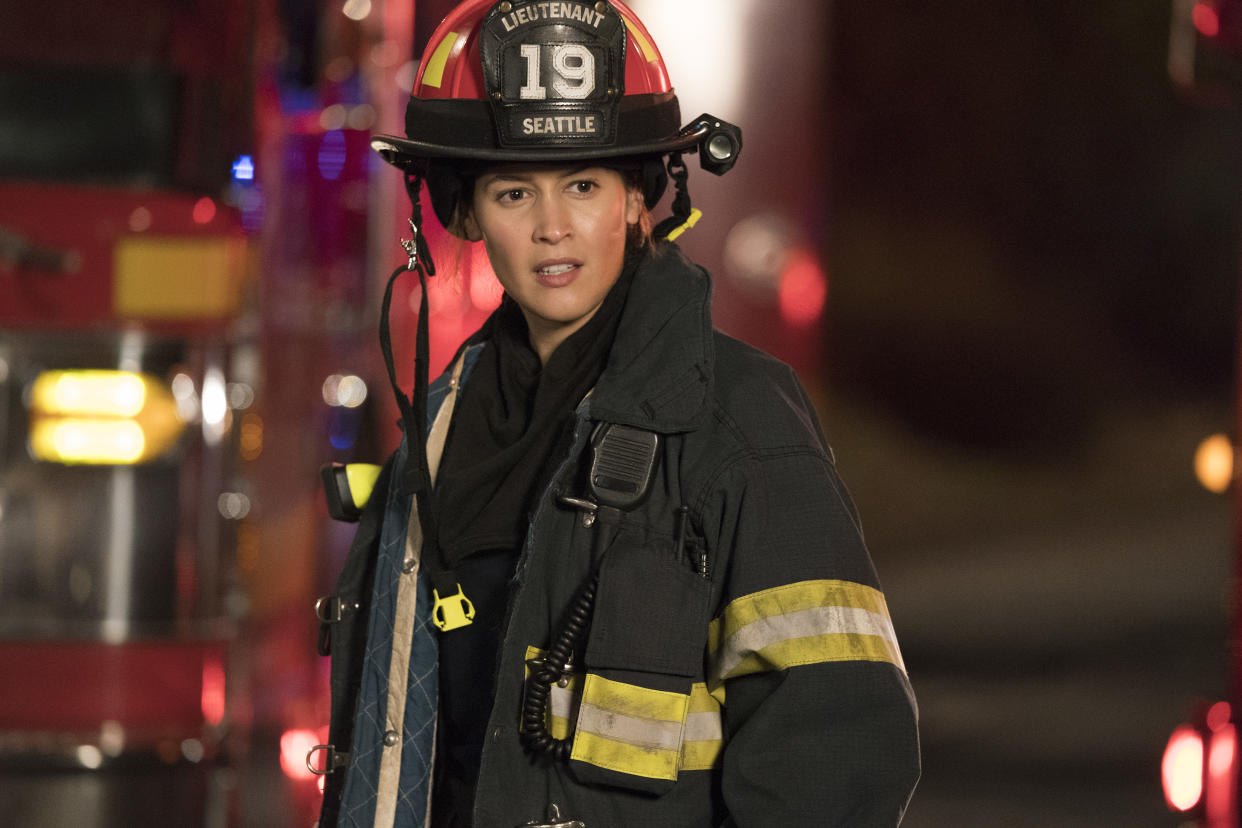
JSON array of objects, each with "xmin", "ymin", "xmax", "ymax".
[
  {"xmin": 652, "ymin": 153, "xmax": 691, "ymax": 240},
  {"xmin": 378, "ymin": 172, "xmax": 444, "ymax": 580}
]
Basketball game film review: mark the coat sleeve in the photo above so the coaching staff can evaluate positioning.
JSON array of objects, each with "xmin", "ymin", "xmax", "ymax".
[{"xmin": 700, "ymin": 448, "xmax": 920, "ymax": 827}]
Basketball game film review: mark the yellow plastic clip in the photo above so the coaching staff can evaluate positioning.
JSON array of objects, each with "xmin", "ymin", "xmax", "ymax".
[
  {"xmin": 344, "ymin": 463, "xmax": 382, "ymax": 511},
  {"xmin": 432, "ymin": 585, "xmax": 476, "ymax": 631},
  {"xmin": 664, "ymin": 208, "xmax": 703, "ymax": 242}
]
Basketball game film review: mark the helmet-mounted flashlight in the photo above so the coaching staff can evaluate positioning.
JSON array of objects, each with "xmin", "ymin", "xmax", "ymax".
[{"xmin": 693, "ymin": 116, "xmax": 743, "ymax": 176}]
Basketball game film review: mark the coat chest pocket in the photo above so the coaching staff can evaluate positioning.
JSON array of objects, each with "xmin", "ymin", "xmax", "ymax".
[
  {"xmin": 568, "ymin": 531, "xmax": 713, "ymax": 794},
  {"xmin": 585, "ymin": 534, "xmax": 711, "ymax": 677}
]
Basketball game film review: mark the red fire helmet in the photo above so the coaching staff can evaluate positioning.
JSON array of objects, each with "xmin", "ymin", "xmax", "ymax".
[{"xmin": 371, "ymin": 0, "xmax": 741, "ymax": 172}]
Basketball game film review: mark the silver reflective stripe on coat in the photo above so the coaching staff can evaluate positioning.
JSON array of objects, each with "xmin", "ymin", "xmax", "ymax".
[
  {"xmin": 708, "ymin": 579, "xmax": 906, "ymax": 687},
  {"xmin": 372, "ymin": 354, "xmax": 465, "ymax": 828}
]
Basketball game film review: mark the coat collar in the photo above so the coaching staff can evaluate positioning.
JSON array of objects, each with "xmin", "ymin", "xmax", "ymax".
[{"xmin": 586, "ymin": 243, "xmax": 714, "ymax": 433}]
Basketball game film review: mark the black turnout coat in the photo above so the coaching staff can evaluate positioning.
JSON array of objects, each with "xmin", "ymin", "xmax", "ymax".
[{"xmin": 322, "ymin": 243, "xmax": 920, "ymax": 828}]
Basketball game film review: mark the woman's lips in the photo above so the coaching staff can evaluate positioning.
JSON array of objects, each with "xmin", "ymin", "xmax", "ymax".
[{"xmin": 534, "ymin": 260, "xmax": 581, "ymax": 288}]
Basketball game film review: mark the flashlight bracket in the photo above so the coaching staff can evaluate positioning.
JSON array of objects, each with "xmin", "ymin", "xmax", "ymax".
[{"xmin": 689, "ymin": 114, "xmax": 743, "ymax": 176}]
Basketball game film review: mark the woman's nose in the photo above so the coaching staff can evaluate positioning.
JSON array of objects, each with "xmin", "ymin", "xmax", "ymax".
[{"xmin": 532, "ymin": 197, "xmax": 570, "ymax": 243}]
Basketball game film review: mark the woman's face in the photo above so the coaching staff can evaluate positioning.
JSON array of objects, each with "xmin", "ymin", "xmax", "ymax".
[{"xmin": 464, "ymin": 165, "xmax": 642, "ymax": 360}]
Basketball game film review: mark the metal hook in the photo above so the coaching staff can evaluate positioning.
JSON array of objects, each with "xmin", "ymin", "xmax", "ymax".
[
  {"xmin": 516, "ymin": 802, "xmax": 585, "ymax": 827},
  {"xmin": 400, "ymin": 218, "xmax": 419, "ymax": 270}
]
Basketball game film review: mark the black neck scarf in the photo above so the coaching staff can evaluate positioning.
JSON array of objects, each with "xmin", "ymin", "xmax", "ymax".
[{"xmin": 433, "ymin": 256, "xmax": 638, "ymax": 567}]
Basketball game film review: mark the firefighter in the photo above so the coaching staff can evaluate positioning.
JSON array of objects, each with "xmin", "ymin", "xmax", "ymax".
[{"xmin": 316, "ymin": 1, "xmax": 919, "ymax": 825}]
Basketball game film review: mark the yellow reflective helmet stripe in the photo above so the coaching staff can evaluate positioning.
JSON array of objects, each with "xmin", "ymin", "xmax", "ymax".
[
  {"xmin": 708, "ymin": 579, "xmax": 906, "ymax": 684},
  {"xmin": 623, "ymin": 19, "xmax": 659, "ymax": 63},
  {"xmin": 421, "ymin": 31, "xmax": 460, "ymax": 89}
]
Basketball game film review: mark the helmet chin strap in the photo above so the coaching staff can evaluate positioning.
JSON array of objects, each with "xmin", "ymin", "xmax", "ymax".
[
  {"xmin": 652, "ymin": 153, "xmax": 693, "ymax": 241},
  {"xmin": 379, "ymin": 171, "xmax": 442, "ymax": 572}
]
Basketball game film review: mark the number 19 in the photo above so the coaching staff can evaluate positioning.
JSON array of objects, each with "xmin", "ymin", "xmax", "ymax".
[{"xmin": 518, "ymin": 43, "xmax": 596, "ymax": 100}]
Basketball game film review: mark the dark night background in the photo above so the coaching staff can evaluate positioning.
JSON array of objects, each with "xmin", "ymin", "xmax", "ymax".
[
  {"xmin": 829, "ymin": 1, "xmax": 1241, "ymax": 450},
  {"xmin": 823, "ymin": 2, "xmax": 1242, "ymax": 824}
]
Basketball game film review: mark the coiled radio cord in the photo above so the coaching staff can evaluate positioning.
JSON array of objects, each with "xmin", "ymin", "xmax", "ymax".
[{"xmin": 519, "ymin": 571, "xmax": 598, "ymax": 761}]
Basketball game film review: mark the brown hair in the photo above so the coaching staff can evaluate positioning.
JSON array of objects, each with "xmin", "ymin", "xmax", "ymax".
[{"xmin": 622, "ymin": 167, "xmax": 653, "ymax": 252}]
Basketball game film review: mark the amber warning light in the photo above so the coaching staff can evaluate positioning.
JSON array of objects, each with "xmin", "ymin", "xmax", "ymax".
[{"xmin": 27, "ymin": 370, "xmax": 185, "ymax": 465}]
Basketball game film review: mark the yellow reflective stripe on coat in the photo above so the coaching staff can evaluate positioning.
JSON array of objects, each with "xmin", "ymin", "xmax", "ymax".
[
  {"xmin": 522, "ymin": 647, "xmax": 725, "ymax": 772},
  {"xmin": 680, "ymin": 683, "xmax": 723, "ymax": 771},
  {"xmin": 570, "ymin": 674, "xmax": 687, "ymax": 781},
  {"xmin": 708, "ymin": 579, "xmax": 906, "ymax": 684},
  {"xmin": 546, "ymin": 680, "xmax": 723, "ymax": 769}
]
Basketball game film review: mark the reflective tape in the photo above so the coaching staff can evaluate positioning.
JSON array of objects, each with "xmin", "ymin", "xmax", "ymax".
[
  {"xmin": 546, "ymin": 676, "xmax": 581, "ymax": 741},
  {"xmin": 576, "ymin": 702, "xmax": 684, "ymax": 752},
  {"xmin": 421, "ymin": 32, "xmax": 459, "ymax": 89},
  {"xmin": 708, "ymin": 579, "xmax": 906, "ymax": 684},
  {"xmin": 373, "ymin": 498, "xmax": 425, "ymax": 828},
  {"xmin": 680, "ymin": 683, "xmax": 723, "ymax": 771},
  {"xmin": 523, "ymin": 649, "xmax": 725, "ymax": 773},
  {"xmin": 622, "ymin": 19, "xmax": 659, "ymax": 63},
  {"xmin": 683, "ymin": 710, "xmax": 722, "ymax": 743},
  {"xmin": 570, "ymin": 674, "xmax": 686, "ymax": 781},
  {"xmin": 572, "ymin": 677, "xmax": 683, "ymax": 779}
]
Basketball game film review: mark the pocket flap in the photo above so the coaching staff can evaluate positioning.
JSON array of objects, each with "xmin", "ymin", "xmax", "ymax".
[{"xmin": 585, "ymin": 536, "xmax": 710, "ymax": 678}]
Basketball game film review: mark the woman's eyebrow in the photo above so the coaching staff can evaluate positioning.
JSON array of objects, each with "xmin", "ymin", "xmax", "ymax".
[
  {"xmin": 481, "ymin": 173, "xmax": 531, "ymax": 185},
  {"xmin": 479, "ymin": 168, "xmax": 598, "ymax": 190}
]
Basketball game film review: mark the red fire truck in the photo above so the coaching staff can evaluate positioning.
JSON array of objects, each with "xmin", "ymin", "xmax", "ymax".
[{"xmin": 0, "ymin": 1, "xmax": 259, "ymax": 824}]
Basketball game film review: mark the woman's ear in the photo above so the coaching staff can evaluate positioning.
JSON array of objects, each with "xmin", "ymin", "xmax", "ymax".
[
  {"xmin": 624, "ymin": 185, "xmax": 643, "ymax": 227},
  {"xmin": 459, "ymin": 207, "xmax": 483, "ymax": 242}
]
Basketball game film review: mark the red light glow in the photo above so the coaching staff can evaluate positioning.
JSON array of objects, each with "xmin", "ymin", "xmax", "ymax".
[
  {"xmin": 1207, "ymin": 725, "xmax": 1237, "ymax": 826},
  {"xmin": 280, "ymin": 728, "xmax": 320, "ymax": 781},
  {"xmin": 1210, "ymin": 724, "xmax": 1235, "ymax": 775},
  {"xmin": 1194, "ymin": 2, "xmax": 1221, "ymax": 37},
  {"xmin": 201, "ymin": 654, "xmax": 225, "ymax": 727},
  {"xmin": 1163, "ymin": 725, "xmax": 1205, "ymax": 812},
  {"xmin": 192, "ymin": 197, "xmax": 217, "ymax": 225},
  {"xmin": 1208, "ymin": 701, "xmax": 1233, "ymax": 732},
  {"xmin": 1212, "ymin": 700, "xmax": 1232, "ymax": 729},
  {"xmin": 777, "ymin": 250, "xmax": 828, "ymax": 326}
]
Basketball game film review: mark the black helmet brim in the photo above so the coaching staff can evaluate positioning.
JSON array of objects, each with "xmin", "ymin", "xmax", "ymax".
[
  {"xmin": 371, "ymin": 123, "xmax": 706, "ymax": 168},
  {"xmin": 371, "ymin": 94, "xmax": 710, "ymax": 170}
]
